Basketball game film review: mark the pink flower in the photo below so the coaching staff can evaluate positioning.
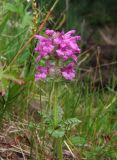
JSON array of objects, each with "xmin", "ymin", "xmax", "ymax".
[
  {"xmin": 54, "ymin": 30, "xmax": 80, "ymax": 61},
  {"xmin": 56, "ymin": 49, "xmax": 73, "ymax": 60},
  {"xmin": 34, "ymin": 36, "xmax": 54, "ymax": 59},
  {"xmin": 35, "ymin": 66, "xmax": 49, "ymax": 81},
  {"xmin": 65, "ymin": 30, "xmax": 76, "ymax": 36},
  {"xmin": 61, "ymin": 63, "xmax": 76, "ymax": 80},
  {"xmin": 45, "ymin": 29, "xmax": 55, "ymax": 36},
  {"xmin": 34, "ymin": 29, "xmax": 81, "ymax": 81}
]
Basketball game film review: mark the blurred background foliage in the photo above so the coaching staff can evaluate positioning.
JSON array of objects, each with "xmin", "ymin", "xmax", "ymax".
[
  {"xmin": 65, "ymin": 0, "xmax": 117, "ymax": 28},
  {"xmin": 39, "ymin": 0, "xmax": 117, "ymax": 28}
]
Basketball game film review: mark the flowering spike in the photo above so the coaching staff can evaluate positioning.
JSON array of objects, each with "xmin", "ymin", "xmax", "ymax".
[{"xmin": 34, "ymin": 29, "xmax": 81, "ymax": 81}]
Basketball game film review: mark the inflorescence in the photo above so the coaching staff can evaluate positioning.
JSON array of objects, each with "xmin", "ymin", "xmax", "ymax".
[{"xmin": 34, "ymin": 29, "xmax": 81, "ymax": 81}]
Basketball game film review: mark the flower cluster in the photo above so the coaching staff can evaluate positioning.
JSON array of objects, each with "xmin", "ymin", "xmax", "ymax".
[{"xmin": 34, "ymin": 29, "xmax": 80, "ymax": 81}]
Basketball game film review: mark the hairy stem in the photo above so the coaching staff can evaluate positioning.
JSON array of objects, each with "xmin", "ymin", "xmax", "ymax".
[{"xmin": 53, "ymin": 81, "xmax": 63, "ymax": 160}]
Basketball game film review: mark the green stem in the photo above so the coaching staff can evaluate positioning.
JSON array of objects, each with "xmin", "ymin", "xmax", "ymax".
[
  {"xmin": 53, "ymin": 82, "xmax": 58, "ymax": 127},
  {"xmin": 57, "ymin": 138, "xmax": 63, "ymax": 160},
  {"xmin": 53, "ymin": 81, "xmax": 63, "ymax": 160}
]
